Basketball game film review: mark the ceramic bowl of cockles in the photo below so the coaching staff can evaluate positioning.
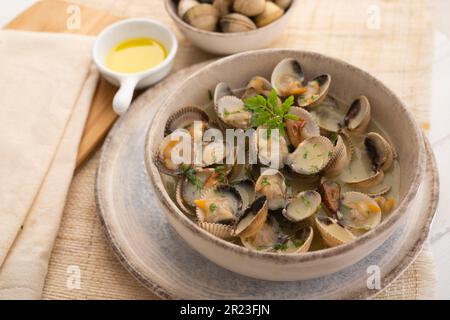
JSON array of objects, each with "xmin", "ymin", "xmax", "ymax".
[{"xmin": 144, "ymin": 49, "xmax": 424, "ymax": 281}]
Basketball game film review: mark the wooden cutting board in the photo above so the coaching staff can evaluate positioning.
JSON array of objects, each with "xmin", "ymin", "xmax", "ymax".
[{"xmin": 5, "ymin": 0, "xmax": 122, "ymax": 167}]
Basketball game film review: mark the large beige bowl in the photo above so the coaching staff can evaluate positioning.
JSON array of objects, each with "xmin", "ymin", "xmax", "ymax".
[
  {"xmin": 144, "ymin": 49, "xmax": 425, "ymax": 281},
  {"xmin": 164, "ymin": 0, "xmax": 299, "ymax": 55}
]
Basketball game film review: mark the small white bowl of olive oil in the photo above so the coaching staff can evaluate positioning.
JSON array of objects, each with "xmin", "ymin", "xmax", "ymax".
[{"xmin": 93, "ymin": 18, "xmax": 178, "ymax": 114}]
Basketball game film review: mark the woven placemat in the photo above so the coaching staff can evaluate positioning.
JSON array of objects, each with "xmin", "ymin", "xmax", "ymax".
[{"xmin": 42, "ymin": 0, "xmax": 435, "ymax": 299}]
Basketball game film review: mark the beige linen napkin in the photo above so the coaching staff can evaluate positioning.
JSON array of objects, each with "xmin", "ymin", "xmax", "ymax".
[{"xmin": 0, "ymin": 30, "xmax": 98, "ymax": 299}]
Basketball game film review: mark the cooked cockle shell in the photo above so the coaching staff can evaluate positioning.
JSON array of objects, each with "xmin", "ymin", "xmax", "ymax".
[
  {"xmin": 281, "ymin": 226, "xmax": 314, "ymax": 253},
  {"xmin": 310, "ymin": 96, "xmax": 342, "ymax": 135},
  {"xmin": 343, "ymin": 169, "xmax": 384, "ymax": 189},
  {"xmin": 235, "ymin": 196, "xmax": 268, "ymax": 238},
  {"xmin": 231, "ymin": 179, "xmax": 256, "ymax": 210},
  {"xmin": 164, "ymin": 106, "xmax": 209, "ymax": 138},
  {"xmin": 367, "ymin": 185, "xmax": 392, "ymax": 197},
  {"xmin": 255, "ymin": 169, "xmax": 287, "ymax": 210},
  {"xmin": 178, "ymin": 0, "xmax": 200, "ymax": 17},
  {"xmin": 282, "ymin": 190, "xmax": 321, "ymax": 222},
  {"xmin": 200, "ymin": 140, "xmax": 234, "ymax": 167},
  {"xmin": 339, "ymin": 130, "xmax": 355, "ymax": 162},
  {"xmin": 241, "ymin": 76, "xmax": 273, "ymax": 99},
  {"xmin": 241, "ymin": 215, "xmax": 281, "ymax": 251},
  {"xmin": 271, "ymin": 58, "xmax": 305, "ymax": 97},
  {"xmin": 315, "ymin": 216, "xmax": 356, "ymax": 247},
  {"xmin": 176, "ymin": 168, "xmax": 221, "ymax": 215},
  {"xmin": 339, "ymin": 192, "xmax": 382, "ymax": 230},
  {"xmin": 319, "ymin": 180, "xmax": 341, "ymax": 216},
  {"xmin": 374, "ymin": 196, "xmax": 395, "ymax": 214},
  {"xmin": 364, "ymin": 132, "xmax": 395, "ymax": 171},
  {"xmin": 194, "ymin": 184, "xmax": 242, "ymax": 224},
  {"xmin": 255, "ymin": 1, "xmax": 284, "ymax": 27},
  {"xmin": 198, "ymin": 222, "xmax": 235, "ymax": 239},
  {"xmin": 286, "ymin": 136, "xmax": 334, "ymax": 175},
  {"xmin": 324, "ymin": 134, "xmax": 351, "ymax": 177},
  {"xmin": 214, "ymin": 82, "xmax": 234, "ymax": 106},
  {"xmin": 220, "ymin": 13, "xmax": 257, "ymax": 33},
  {"xmin": 183, "ymin": 3, "xmax": 219, "ymax": 32},
  {"xmin": 253, "ymin": 127, "xmax": 289, "ymax": 169},
  {"xmin": 155, "ymin": 129, "xmax": 192, "ymax": 176},
  {"xmin": 215, "ymin": 95, "xmax": 252, "ymax": 129},
  {"xmin": 228, "ymin": 163, "xmax": 253, "ymax": 183},
  {"xmin": 342, "ymin": 96, "xmax": 371, "ymax": 134},
  {"xmin": 297, "ymin": 74, "xmax": 331, "ymax": 109},
  {"xmin": 285, "ymin": 107, "xmax": 320, "ymax": 148},
  {"xmin": 233, "ymin": 0, "xmax": 266, "ymax": 17}
]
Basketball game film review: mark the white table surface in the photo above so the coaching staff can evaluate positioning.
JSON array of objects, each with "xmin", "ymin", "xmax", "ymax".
[{"xmin": 1, "ymin": 0, "xmax": 449, "ymax": 299}]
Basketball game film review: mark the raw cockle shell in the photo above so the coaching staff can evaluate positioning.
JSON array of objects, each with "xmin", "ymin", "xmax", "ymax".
[
  {"xmin": 215, "ymin": 95, "xmax": 252, "ymax": 129},
  {"xmin": 183, "ymin": 3, "xmax": 220, "ymax": 32},
  {"xmin": 155, "ymin": 129, "xmax": 192, "ymax": 176},
  {"xmin": 255, "ymin": 169, "xmax": 287, "ymax": 210},
  {"xmin": 342, "ymin": 96, "xmax": 371, "ymax": 134},
  {"xmin": 274, "ymin": 0, "xmax": 292, "ymax": 10},
  {"xmin": 315, "ymin": 216, "xmax": 356, "ymax": 247},
  {"xmin": 282, "ymin": 190, "xmax": 322, "ymax": 222},
  {"xmin": 286, "ymin": 136, "xmax": 334, "ymax": 175},
  {"xmin": 213, "ymin": 0, "xmax": 232, "ymax": 17},
  {"xmin": 255, "ymin": 1, "xmax": 284, "ymax": 27},
  {"xmin": 176, "ymin": 168, "xmax": 221, "ymax": 215},
  {"xmin": 339, "ymin": 191, "xmax": 382, "ymax": 230},
  {"xmin": 195, "ymin": 184, "xmax": 243, "ymax": 224},
  {"xmin": 231, "ymin": 179, "xmax": 256, "ymax": 210},
  {"xmin": 178, "ymin": 0, "xmax": 200, "ymax": 17},
  {"xmin": 198, "ymin": 222, "xmax": 235, "ymax": 239},
  {"xmin": 364, "ymin": 132, "xmax": 395, "ymax": 171},
  {"xmin": 233, "ymin": 0, "xmax": 266, "ymax": 17},
  {"xmin": 253, "ymin": 127, "xmax": 289, "ymax": 169},
  {"xmin": 319, "ymin": 180, "xmax": 341, "ymax": 216},
  {"xmin": 234, "ymin": 196, "xmax": 269, "ymax": 238},
  {"xmin": 241, "ymin": 76, "xmax": 273, "ymax": 99},
  {"xmin": 164, "ymin": 106, "xmax": 209, "ymax": 138},
  {"xmin": 285, "ymin": 107, "xmax": 320, "ymax": 148},
  {"xmin": 220, "ymin": 13, "xmax": 257, "ymax": 33}
]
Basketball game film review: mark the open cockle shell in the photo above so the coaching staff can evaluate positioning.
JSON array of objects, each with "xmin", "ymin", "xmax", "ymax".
[
  {"xmin": 343, "ymin": 169, "xmax": 385, "ymax": 189},
  {"xmin": 339, "ymin": 191, "xmax": 382, "ymax": 230},
  {"xmin": 253, "ymin": 127, "xmax": 289, "ymax": 169},
  {"xmin": 241, "ymin": 76, "xmax": 273, "ymax": 99},
  {"xmin": 285, "ymin": 107, "xmax": 320, "ymax": 148},
  {"xmin": 195, "ymin": 184, "xmax": 243, "ymax": 224},
  {"xmin": 315, "ymin": 216, "xmax": 356, "ymax": 247},
  {"xmin": 367, "ymin": 185, "xmax": 392, "ymax": 197},
  {"xmin": 175, "ymin": 168, "xmax": 219, "ymax": 215},
  {"xmin": 342, "ymin": 96, "xmax": 371, "ymax": 134},
  {"xmin": 240, "ymin": 215, "xmax": 281, "ymax": 251},
  {"xmin": 271, "ymin": 58, "xmax": 305, "ymax": 97},
  {"xmin": 154, "ymin": 129, "xmax": 193, "ymax": 176},
  {"xmin": 310, "ymin": 96, "xmax": 342, "ymax": 135},
  {"xmin": 365, "ymin": 132, "xmax": 395, "ymax": 172},
  {"xmin": 297, "ymin": 74, "xmax": 331, "ymax": 109},
  {"xmin": 282, "ymin": 190, "xmax": 321, "ymax": 222},
  {"xmin": 234, "ymin": 196, "xmax": 269, "ymax": 238},
  {"xmin": 198, "ymin": 222, "xmax": 235, "ymax": 239},
  {"xmin": 255, "ymin": 169, "xmax": 287, "ymax": 210},
  {"xmin": 286, "ymin": 136, "xmax": 335, "ymax": 175},
  {"xmin": 164, "ymin": 106, "xmax": 209, "ymax": 137},
  {"xmin": 231, "ymin": 179, "xmax": 256, "ymax": 210},
  {"xmin": 282, "ymin": 226, "xmax": 314, "ymax": 253},
  {"xmin": 324, "ymin": 134, "xmax": 351, "ymax": 177},
  {"xmin": 215, "ymin": 95, "xmax": 252, "ymax": 129},
  {"xmin": 319, "ymin": 180, "xmax": 341, "ymax": 216},
  {"xmin": 214, "ymin": 82, "xmax": 234, "ymax": 106}
]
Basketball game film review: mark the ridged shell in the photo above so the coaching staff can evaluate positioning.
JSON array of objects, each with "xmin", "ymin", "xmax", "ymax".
[
  {"xmin": 154, "ymin": 129, "xmax": 192, "ymax": 176},
  {"xmin": 234, "ymin": 196, "xmax": 268, "ymax": 238},
  {"xmin": 342, "ymin": 96, "xmax": 371, "ymax": 134},
  {"xmin": 255, "ymin": 169, "xmax": 287, "ymax": 210},
  {"xmin": 233, "ymin": 0, "xmax": 266, "ymax": 17},
  {"xmin": 271, "ymin": 58, "xmax": 305, "ymax": 97},
  {"xmin": 255, "ymin": 1, "xmax": 284, "ymax": 27},
  {"xmin": 365, "ymin": 132, "xmax": 395, "ymax": 171},
  {"xmin": 220, "ymin": 13, "xmax": 257, "ymax": 33},
  {"xmin": 241, "ymin": 76, "xmax": 273, "ymax": 99},
  {"xmin": 183, "ymin": 3, "xmax": 219, "ymax": 32},
  {"xmin": 195, "ymin": 184, "xmax": 242, "ymax": 223},
  {"xmin": 215, "ymin": 95, "xmax": 252, "ymax": 129},
  {"xmin": 282, "ymin": 190, "xmax": 321, "ymax": 222},
  {"xmin": 285, "ymin": 107, "xmax": 320, "ymax": 148},
  {"xmin": 324, "ymin": 134, "xmax": 351, "ymax": 177},
  {"xmin": 339, "ymin": 191, "xmax": 382, "ymax": 230},
  {"xmin": 164, "ymin": 106, "xmax": 209, "ymax": 136},
  {"xmin": 297, "ymin": 74, "xmax": 331, "ymax": 109},
  {"xmin": 344, "ymin": 169, "xmax": 384, "ymax": 189},
  {"xmin": 198, "ymin": 222, "xmax": 235, "ymax": 239}
]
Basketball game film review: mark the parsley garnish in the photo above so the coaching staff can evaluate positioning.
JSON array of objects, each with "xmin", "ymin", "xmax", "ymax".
[
  {"xmin": 214, "ymin": 165, "xmax": 226, "ymax": 183},
  {"xmin": 261, "ymin": 177, "xmax": 270, "ymax": 187},
  {"xmin": 329, "ymin": 133, "xmax": 338, "ymax": 145},
  {"xmin": 303, "ymin": 152, "xmax": 308, "ymax": 159},
  {"xmin": 209, "ymin": 203, "xmax": 217, "ymax": 212},
  {"xmin": 208, "ymin": 90, "xmax": 213, "ymax": 101},
  {"xmin": 293, "ymin": 239, "xmax": 305, "ymax": 248},
  {"xmin": 273, "ymin": 243, "xmax": 288, "ymax": 251},
  {"xmin": 244, "ymin": 89, "xmax": 299, "ymax": 137}
]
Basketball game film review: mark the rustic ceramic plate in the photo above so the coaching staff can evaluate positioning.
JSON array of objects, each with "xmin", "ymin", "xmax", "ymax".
[{"xmin": 96, "ymin": 63, "xmax": 439, "ymax": 299}]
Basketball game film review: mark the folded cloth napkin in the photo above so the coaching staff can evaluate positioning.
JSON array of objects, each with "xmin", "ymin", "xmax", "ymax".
[{"xmin": 0, "ymin": 30, "xmax": 98, "ymax": 299}]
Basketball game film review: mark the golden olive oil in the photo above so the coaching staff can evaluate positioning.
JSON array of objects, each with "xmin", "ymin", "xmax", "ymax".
[{"xmin": 106, "ymin": 37, "xmax": 167, "ymax": 73}]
